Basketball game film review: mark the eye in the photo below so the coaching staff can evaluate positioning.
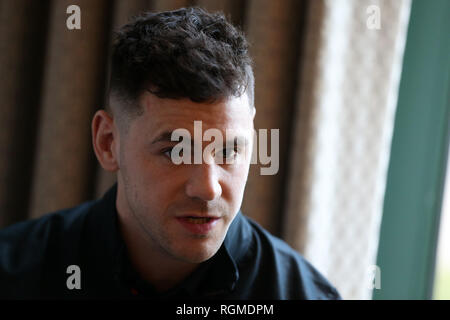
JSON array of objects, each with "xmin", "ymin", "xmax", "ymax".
[
  {"xmin": 162, "ymin": 147, "xmax": 174, "ymax": 159},
  {"xmin": 217, "ymin": 147, "xmax": 239, "ymax": 163},
  {"xmin": 222, "ymin": 148, "xmax": 236, "ymax": 159},
  {"xmin": 162, "ymin": 145, "xmax": 186, "ymax": 161}
]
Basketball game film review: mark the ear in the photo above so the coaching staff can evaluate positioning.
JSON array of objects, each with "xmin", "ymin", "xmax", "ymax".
[{"xmin": 92, "ymin": 110, "xmax": 119, "ymax": 172}]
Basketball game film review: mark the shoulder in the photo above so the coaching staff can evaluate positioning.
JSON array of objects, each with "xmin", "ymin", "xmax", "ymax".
[
  {"xmin": 230, "ymin": 214, "xmax": 341, "ymax": 300},
  {"xmin": 0, "ymin": 201, "xmax": 95, "ymax": 297}
]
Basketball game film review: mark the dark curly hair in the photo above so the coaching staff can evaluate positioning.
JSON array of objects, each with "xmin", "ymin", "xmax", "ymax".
[{"xmin": 109, "ymin": 7, "xmax": 254, "ymax": 115}]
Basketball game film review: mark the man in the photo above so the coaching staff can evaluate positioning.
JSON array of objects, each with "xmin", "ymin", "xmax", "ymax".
[{"xmin": 0, "ymin": 7, "xmax": 340, "ymax": 299}]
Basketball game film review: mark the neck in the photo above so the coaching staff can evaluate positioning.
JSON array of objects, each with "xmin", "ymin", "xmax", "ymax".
[{"xmin": 115, "ymin": 198, "xmax": 199, "ymax": 293}]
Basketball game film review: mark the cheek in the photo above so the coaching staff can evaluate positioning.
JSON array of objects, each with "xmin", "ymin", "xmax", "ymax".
[
  {"xmin": 224, "ymin": 165, "xmax": 250, "ymax": 203},
  {"xmin": 122, "ymin": 141, "xmax": 159, "ymax": 179},
  {"xmin": 127, "ymin": 154, "xmax": 182, "ymax": 209},
  {"xmin": 120, "ymin": 146, "xmax": 158, "ymax": 198}
]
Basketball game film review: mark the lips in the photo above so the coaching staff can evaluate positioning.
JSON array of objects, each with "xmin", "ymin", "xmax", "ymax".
[
  {"xmin": 176, "ymin": 216, "xmax": 220, "ymax": 234},
  {"xmin": 184, "ymin": 217, "xmax": 214, "ymax": 224}
]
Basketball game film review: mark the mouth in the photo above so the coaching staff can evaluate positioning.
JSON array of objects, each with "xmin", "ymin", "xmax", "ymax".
[
  {"xmin": 183, "ymin": 217, "xmax": 216, "ymax": 224},
  {"xmin": 176, "ymin": 216, "xmax": 220, "ymax": 234}
]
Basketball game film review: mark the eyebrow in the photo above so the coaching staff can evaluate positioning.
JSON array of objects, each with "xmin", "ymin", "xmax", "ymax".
[
  {"xmin": 151, "ymin": 130, "xmax": 249, "ymax": 146},
  {"xmin": 151, "ymin": 130, "xmax": 178, "ymax": 144}
]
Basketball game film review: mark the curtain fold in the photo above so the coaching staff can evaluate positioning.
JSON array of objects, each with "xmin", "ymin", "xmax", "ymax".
[
  {"xmin": 29, "ymin": 0, "xmax": 112, "ymax": 218},
  {"xmin": 0, "ymin": 0, "xmax": 50, "ymax": 225},
  {"xmin": 240, "ymin": 0, "xmax": 306, "ymax": 235}
]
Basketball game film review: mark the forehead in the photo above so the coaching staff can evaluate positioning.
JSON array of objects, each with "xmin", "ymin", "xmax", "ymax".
[{"xmin": 133, "ymin": 92, "xmax": 254, "ymax": 137}]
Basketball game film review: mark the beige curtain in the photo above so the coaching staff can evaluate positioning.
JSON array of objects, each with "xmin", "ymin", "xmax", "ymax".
[{"xmin": 283, "ymin": 0, "xmax": 411, "ymax": 299}]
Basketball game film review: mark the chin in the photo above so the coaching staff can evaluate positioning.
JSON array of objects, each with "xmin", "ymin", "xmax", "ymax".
[{"xmin": 176, "ymin": 240, "xmax": 221, "ymax": 264}]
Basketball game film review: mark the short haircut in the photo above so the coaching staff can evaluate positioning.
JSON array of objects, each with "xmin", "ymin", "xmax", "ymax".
[{"xmin": 109, "ymin": 7, "xmax": 254, "ymax": 117}]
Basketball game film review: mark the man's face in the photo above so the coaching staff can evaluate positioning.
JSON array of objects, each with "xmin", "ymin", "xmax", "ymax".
[{"xmin": 114, "ymin": 92, "xmax": 255, "ymax": 264}]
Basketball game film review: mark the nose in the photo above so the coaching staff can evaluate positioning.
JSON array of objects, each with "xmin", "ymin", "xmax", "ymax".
[{"xmin": 185, "ymin": 163, "xmax": 222, "ymax": 201}]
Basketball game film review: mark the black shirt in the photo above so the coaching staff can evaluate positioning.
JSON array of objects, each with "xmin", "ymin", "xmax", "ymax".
[{"xmin": 0, "ymin": 185, "xmax": 341, "ymax": 299}]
